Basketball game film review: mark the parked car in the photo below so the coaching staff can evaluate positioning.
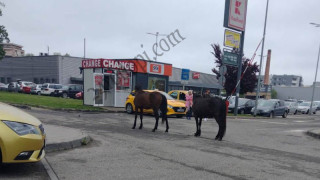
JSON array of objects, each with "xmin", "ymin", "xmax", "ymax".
[
  {"xmin": 8, "ymin": 82, "xmax": 20, "ymax": 92},
  {"xmin": 228, "ymin": 98, "xmax": 255, "ymax": 114},
  {"xmin": 313, "ymin": 101, "xmax": 320, "ymax": 111},
  {"xmin": 30, "ymin": 84, "xmax": 43, "ymax": 95},
  {"xmin": 18, "ymin": 81, "xmax": 35, "ymax": 93},
  {"xmin": 0, "ymin": 83, "xmax": 8, "ymax": 91},
  {"xmin": 296, "ymin": 101, "xmax": 317, "ymax": 114},
  {"xmin": 251, "ymin": 99, "xmax": 288, "ymax": 118},
  {"xmin": 41, "ymin": 83, "xmax": 63, "ymax": 96},
  {"xmin": 125, "ymin": 90, "xmax": 186, "ymax": 118},
  {"xmin": 53, "ymin": 84, "xmax": 83, "ymax": 98},
  {"xmin": 168, "ymin": 90, "xmax": 188, "ymax": 103},
  {"xmin": 0, "ymin": 102, "xmax": 46, "ymax": 163},
  {"xmin": 284, "ymin": 101, "xmax": 298, "ymax": 115}
]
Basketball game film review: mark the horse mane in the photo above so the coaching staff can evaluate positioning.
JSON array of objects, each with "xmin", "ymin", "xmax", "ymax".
[{"xmin": 135, "ymin": 85, "xmax": 143, "ymax": 93}]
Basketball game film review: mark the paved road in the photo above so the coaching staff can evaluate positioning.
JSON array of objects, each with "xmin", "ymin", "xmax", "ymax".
[{"xmin": 2, "ymin": 108, "xmax": 320, "ymax": 180}]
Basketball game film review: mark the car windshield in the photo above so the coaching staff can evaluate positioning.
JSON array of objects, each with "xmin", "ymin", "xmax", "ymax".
[
  {"xmin": 300, "ymin": 102, "xmax": 311, "ymax": 106},
  {"xmin": 258, "ymin": 100, "xmax": 275, "ymax": 107},
  {"xmin": 62, "ymin": 85, "xmax": 69, "ymax": 90},
  {"xmin": 159, "ymin": 91, "xmax": 174, "ymax": 100},
  {"xmin": 284, "ymin": 102, "xmax": 291, "ymax": 106}
]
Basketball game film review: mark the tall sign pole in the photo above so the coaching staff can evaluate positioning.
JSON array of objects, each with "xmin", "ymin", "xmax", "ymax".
[
  {"xmin": 254, "ymin": 0, "xmax": 269, "ymax": 116},
  {"xmin": 223, "ymin": 0, "xmax": 248, "ymax": 116}
]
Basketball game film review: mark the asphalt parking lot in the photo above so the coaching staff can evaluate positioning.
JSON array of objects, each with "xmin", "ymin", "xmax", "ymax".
[{"xmin": 1, "ymin": 108, "xmax": 320, "ymax": 180}]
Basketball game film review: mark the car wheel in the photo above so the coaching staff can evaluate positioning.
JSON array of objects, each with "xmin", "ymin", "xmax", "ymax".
[
  {"xmin": 50, "ymin": 92, "xmax": 54, "ymax": 96},
  {"xmin": 62, "ymin": 93, "xmax": 68, "ymax": 98},
  {"xmin": 313, "ymin": 111, "xmax": 316, "ymax": 114},
  {"xmin": 240, "ymin": 109, "xmax": 245, "ymax": 115},
  {"xmin": 269, "ymin": 111, "xmax": 274, "ymax": 118},
  {"xmin": 37, "ymin": 91, "xmax": 41, "ymax": 95},
  {"xmin": 306, "ymin": 110, "xmax": 309, "ymax": 114},
  {"xmin": 126, "ymin": 104, "xmax": 134, "ymax": 114},
  {"xmin": 282, "ymin": 111, "xmax": 288, "ymax": 118}
]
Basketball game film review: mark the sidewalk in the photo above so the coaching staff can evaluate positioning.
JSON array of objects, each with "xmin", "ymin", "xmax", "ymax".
[
  {"xmin": 306, "ymin": 129, "xmax": 320, "ymax": 139},
  {"xmin": 45, "ymin": 124, "xmax": 91, "ymax": 153}
]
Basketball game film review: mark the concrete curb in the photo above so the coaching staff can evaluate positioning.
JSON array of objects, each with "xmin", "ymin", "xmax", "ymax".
[
  {"xmin": 45, "ymin": 135, "xmax": 91, "ymax": 153},
  {"xmin": 305, "ymin": 130, "xmax": 320, "ymax": 139}
]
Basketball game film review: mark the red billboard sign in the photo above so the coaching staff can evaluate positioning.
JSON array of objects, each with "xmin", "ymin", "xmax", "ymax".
[{"xmin": 193, "ymin": 72, "xmax": 200, "ymax": 79}]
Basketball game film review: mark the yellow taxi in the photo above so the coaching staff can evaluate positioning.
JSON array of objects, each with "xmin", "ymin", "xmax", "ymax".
[
  {"xmin": 125, "ymin": 90, "xmax": 186, "ymax": 118},
  {"xmin": 0, "ymin": 102, "xmax": 46, "ymax": 163},
  {"xmin": 168, "ymin": 90, "xmax": 188, "ymax": 104}
]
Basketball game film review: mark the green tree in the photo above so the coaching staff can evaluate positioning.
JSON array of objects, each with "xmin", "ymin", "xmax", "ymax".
[
  {"xmin": 211, "ymin": 44, "xmax": 259, "ymax": 96},
  {"xmin": 271, "ymin": 89, "xmax": 277, "ymax": 99},
  {"xmin": 0, "ymin": 2, "xmax": 10, "ymax": 60}
]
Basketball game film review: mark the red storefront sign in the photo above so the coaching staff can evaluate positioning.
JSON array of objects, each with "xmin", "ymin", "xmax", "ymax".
[
  {"xmin": 95, "ymin": 75, "xmax": 103, "ymax": 85},
  {"xmin": 193, "ymin": 72, "xmax": 200, "ymax": 79},
  {"xmin": 82, "ymin": 59, "xmax": 172, "ymax": 76}
]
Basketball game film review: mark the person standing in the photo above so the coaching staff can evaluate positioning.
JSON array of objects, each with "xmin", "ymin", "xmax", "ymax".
[{"xmin": 185, "ymin": 90, "xmax": 193, "ymax": 120}]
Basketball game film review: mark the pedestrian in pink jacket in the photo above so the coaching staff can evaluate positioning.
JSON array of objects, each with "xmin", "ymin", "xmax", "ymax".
[{"xmin": 185, "ymin": 90, "xmax": 193, "ymax": 120}]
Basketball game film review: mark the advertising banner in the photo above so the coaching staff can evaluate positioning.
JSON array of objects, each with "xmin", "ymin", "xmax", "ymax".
[
  {"xmin": 224, "ymin": 0, "xmax": 248, "ymax": 32},
  {"xmin": 224, "ymin": 29, "xmax": 241, "ymax": 48}
]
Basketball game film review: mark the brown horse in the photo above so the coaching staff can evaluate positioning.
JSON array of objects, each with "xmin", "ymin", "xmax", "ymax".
[
  {"xmin": 132, "ymin": 86, "xmax": 169, "ymax": 132},
  {"xmin": 192, "ymin": 94, "xmax": 227, "ymax": 141}
]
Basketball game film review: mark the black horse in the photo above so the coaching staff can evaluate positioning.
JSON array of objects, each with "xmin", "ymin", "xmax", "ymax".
[
  {"xmin": 192, "ymin": 95, "xmax": 227, "ymax": 141},
  {"xmin": 132, "ymin": 86, "xmax": 169, "ymax": 132}
]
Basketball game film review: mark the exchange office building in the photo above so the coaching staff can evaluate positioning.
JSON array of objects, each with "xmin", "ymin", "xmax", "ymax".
[{"xmin": 82, "ymin": 59, "xmax": 172, "ymax": 107}]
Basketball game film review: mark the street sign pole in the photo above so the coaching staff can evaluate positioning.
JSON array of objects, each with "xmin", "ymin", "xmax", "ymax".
[{"xmin": 234, "ymin": 31, "xmax": 245, "ymax": 116}]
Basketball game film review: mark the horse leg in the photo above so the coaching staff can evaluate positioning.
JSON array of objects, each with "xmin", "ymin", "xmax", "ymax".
[
  {"xmin": 198, "ymin": 117, "xmax": 202, "ymax": 137},
  {"xmin": 152, "ymin": 108, "xmax": 159, "ymax": 132},
  {"xmin": 139, "ymin": 107, "xmax": 143, "ymax": 129},
  {"xmin": 164, "ymin": 113, "xmax": 169, "ymax": 133},
  {"xmin": 194, "ymin": 116, "xmax": 200, "ymax": 136},
  {"xmin": 132, "ymin": 106, "xmax": 138, "ymax": 129}
]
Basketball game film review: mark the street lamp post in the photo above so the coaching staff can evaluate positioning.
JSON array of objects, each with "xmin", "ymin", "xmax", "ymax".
[
  {"xmin": 309, "ymin": 23, "xmax": 320, "ymax": 115},
  {"xmin": 146, "ymin": 32, "xmax": 167, "ymax": 61}
]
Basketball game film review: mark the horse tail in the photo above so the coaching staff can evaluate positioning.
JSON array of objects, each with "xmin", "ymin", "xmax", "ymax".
[
  {"xmin": 220, "ymin": 99, "xmax": 227, "ymax": 138},
  {"xmin": 160, "ymin": 94, "xmax": 167, "ymax": 123}
]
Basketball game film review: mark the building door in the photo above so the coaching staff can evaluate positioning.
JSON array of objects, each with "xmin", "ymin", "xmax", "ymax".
[{"xmin": 104, "ymin": 73, "xmax": 116, "ymax": 106}]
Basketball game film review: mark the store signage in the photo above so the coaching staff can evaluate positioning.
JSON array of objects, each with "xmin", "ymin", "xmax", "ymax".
[
  {"xmin": 192, "ymin": 72, "xmax": 200, "ymax": 79},
  {"xmin": 224, "ymin": 0, "xmax": 248, "ymax": 32},
  {"xmin": 181, "ymin": 69, "xmax": 190, "ymax": 80},
  {"xmin": 224, "ymin": 29, "xmax": 240, "ymax": 48},
  {"xmin": 82, "ymin": 59, "xmax": 135, "ymax": 71},
  {"xmin": 147, "ymin": 62, "xmax": 164, "ymax": 75},
  {"xmin": 223, "ymin": 50, "xmax": 238, "ymax": 67}
]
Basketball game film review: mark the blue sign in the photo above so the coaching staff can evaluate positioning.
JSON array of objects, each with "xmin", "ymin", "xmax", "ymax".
[{"xmin": 181, "ymin": 69, "xmax": 190, "ymax": 80}]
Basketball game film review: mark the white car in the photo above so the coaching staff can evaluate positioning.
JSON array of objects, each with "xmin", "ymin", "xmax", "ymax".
[
  {"xmin": 284, "ymin": 101, "xmax": 298, "ymax": 115},
  {"xmin": 40, "ymin": 83, "xmax": 63, "ymax": 96},
  {"xmin": 297, "ymin": 101, "xmax": 317, "ymax": 114},
  {"xmin": 31, "ymin": 84, "xmax": 43, "ymax": 95}
]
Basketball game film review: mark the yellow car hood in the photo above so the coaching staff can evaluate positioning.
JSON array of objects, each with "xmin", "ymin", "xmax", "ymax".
[
  {"xmin": 0, "ymin": 102, "xmax": 41, "ymax": 126},
  {"xmin": 168, "ymin": 100, "xmax": 186, "ymax": 107}
]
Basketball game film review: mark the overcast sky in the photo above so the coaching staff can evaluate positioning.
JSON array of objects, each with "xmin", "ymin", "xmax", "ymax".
[{"xmin": 1, "ymin": 0, "xmax": 320, "ymax": 85}]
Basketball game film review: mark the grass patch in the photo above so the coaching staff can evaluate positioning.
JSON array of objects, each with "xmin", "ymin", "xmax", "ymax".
[{"xmin": 0, "ymin": 91, "xmax": 103, "ymax": 111}]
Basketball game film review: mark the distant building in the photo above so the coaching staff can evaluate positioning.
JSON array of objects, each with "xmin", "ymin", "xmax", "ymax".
[
  {"xmin": 0, "ymin": 43, "xmax": 25, "ymax": 57},
  {"xmin": 271, "ymin": 75, "xmax": 303, "ymax": 87}
]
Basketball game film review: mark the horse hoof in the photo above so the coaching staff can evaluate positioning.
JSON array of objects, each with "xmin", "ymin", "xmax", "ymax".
[
  {"xmin": 132, "ymin": 127, "xmax": 135, "ymax": 129},
  {"xmin": 165, "ymin": 130, "xmax": 168, "ymax": 133},
  {"xmin": 152, "ymin": 129, "xmax": 156, "ymax": 132},
  {"xmin": 139, "ymin": 126, "xmax": 143, "ymax": 129}
]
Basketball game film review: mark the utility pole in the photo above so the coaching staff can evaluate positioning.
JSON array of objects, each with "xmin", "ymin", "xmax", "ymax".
[{"xmin": 254, "ymin": 0, "xmax": 269, "ymax": 116}]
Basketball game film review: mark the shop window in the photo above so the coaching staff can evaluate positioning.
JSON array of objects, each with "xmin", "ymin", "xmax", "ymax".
[
  {"xmin": 148, "ymin": 76, "xmax": 165, "ymax": 91},
  {"xmin": 40, "ymin": 78, "xmax": 44, "ymax": 84},
  {"xmin": 45, "ymin": 78, "xmax": 50, "ymax": 83},
  {"xmin": 52, "ymin": 79, "xmax": 56, "ymax": 83},
  {"xmin": 0, "ymin": 77, "xmax": 5, "ymax": 83},
  {"xmin": 116, "ymin": 71, "xmax": 131, "ymax": 90}
]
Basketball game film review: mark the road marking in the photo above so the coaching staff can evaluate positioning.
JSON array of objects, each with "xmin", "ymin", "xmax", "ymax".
[
  {"xmin": 234, "ymin": 118, "xmax": 288, "ymax": 125},
  {"xmin": 42, "ymin": 157, "xmax": 59, "ymax": 180},
  {"xmin": 284, "ymin": 129, "xmax": 306, "ymax": 133}
]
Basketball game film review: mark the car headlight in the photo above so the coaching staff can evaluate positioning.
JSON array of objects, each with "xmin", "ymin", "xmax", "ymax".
[
  {"xmin": 2, "ymin": 120, "xmax": 40, "ymax": 136},
  {"xmin": 167, "ymin": 105, "xmax": 173, "ymax": 109}
]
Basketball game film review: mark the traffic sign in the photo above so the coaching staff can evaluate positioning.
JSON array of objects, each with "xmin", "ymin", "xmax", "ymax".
[
  {"xmin": 181, "ymin": 69, "xmax": 190, "ymax": 80},
  {"xmin": 223, "ymin": 51, "xmax": 238, "ymax": 67}
]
